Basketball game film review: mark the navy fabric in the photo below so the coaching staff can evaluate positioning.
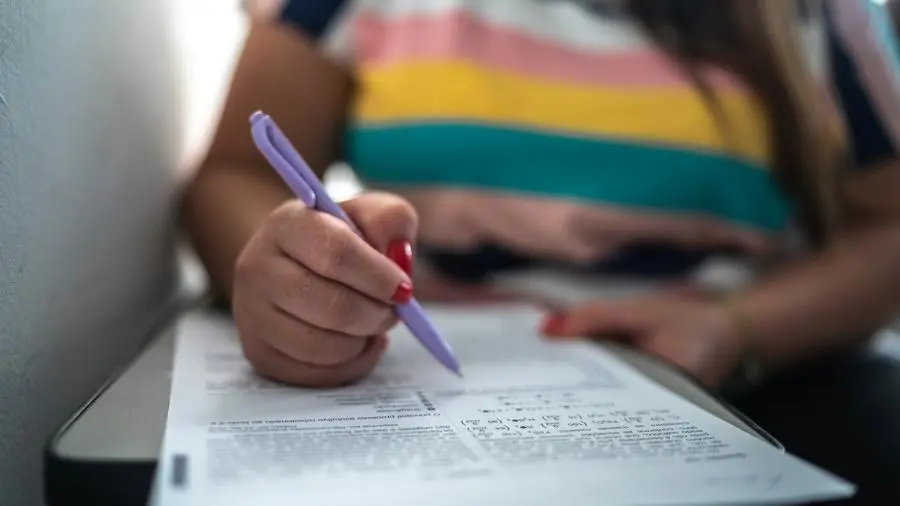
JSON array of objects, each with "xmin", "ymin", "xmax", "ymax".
[
  {"xmin": 278, "ymin": 0, "xmax": 347, "ymax": 39},
  {"xmin": 825, "ymin": 3, "xmax": 898, "ymax": 169},
  {"xmin": 419, "ymin": 243, "xmax": 723, "ymax": 283}
]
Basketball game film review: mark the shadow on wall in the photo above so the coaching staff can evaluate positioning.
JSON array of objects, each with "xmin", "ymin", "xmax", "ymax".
[{"xmin": 0, "ymin": 0, "xmax": 184, "ymax": 504}]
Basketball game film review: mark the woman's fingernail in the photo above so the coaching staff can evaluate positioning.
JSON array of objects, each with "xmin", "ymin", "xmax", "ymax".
[
  {"xmin": 540, "ymin": 314, "xmax": 568, "ymax": 335},
  {"xmin": 391, "ymin": 282, "xmax": 414, "ymax": 304},
  {"xmin": 387, "ymin": 239, "xmax": 414, "ymax": 276}
]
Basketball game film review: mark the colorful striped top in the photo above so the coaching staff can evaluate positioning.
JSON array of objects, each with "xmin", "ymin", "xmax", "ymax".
[{"xmin": 252, "ymin": 0, "xmax": 900, "ymax": 280}]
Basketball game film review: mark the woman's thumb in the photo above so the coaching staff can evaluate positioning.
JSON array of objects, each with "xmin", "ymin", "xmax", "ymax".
[{"xmin": 341, "ymin": 192, "xmax": 419, "ymax": 273}]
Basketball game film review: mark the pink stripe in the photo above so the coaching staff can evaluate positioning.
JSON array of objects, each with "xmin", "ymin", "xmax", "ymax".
[
  {"xmin": 829, "ymin": 0, "xmax": 900, "ymax": 151},
  {"xmin": 353, "ymin": 11, "xmax": 743, "ymax": 89}
]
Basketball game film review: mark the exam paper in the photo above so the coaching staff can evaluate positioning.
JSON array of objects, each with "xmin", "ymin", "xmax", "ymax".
[{"xmin": 151, "ymin": 305, "xmax": 854, "ymax": 506}]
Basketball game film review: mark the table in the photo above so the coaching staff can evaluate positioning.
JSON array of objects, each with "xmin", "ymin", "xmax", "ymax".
[{"xmin": 43, "ymin": 270, "xmax": 900, "ymax": 506}]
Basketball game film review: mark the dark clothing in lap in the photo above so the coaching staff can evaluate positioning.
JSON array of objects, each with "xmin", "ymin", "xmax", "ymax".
[{"xmin": 729, "ymin": 348, "xmax": 900, "ymax": 505}]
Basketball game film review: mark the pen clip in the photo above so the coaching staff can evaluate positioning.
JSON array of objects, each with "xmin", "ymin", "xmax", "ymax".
[
  {"xmin": 250, "ymin": 111, "xmax": 362, "ymax": 235},
  {"xmin": 250, "ymin": 111, "xmax": 317, "ymax": 207}
]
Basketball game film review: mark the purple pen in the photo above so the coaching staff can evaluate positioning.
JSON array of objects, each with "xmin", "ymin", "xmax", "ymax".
[{"xmin": 249, "ymin": 111, "xmax": 462, "ymax": 376}]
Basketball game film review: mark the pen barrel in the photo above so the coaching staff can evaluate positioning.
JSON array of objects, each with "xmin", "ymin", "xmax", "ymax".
[{"xmin": 395, "ymin": 299, "xmax": 461, "ymax": 373}]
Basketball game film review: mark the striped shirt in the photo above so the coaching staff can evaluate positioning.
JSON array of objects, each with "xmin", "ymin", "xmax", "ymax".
[{"xmin": 253, "ymin": 0, "xmax": 900, "ymax": 280}]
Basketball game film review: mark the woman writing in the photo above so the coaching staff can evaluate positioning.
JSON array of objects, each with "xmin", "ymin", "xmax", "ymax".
[
  {"xmin": 185, "ymin": 0, "xmax": 900, "ymax": 392},
  {"xmin": 183, "ymin": 2, "xmax": 900, "ymax": 498},
  {"xmin": 183, "ymin": 1, "xmax": 900, "ymax": 393}
]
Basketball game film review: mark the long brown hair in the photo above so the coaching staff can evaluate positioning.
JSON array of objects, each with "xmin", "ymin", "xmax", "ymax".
[{"xmin": 623, "ymin": 0, "xmax": 844, "ymax": 246}]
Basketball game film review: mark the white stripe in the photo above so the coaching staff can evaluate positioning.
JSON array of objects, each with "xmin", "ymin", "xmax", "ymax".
[
  {"xmin": 355, "ymin": 0, "xmax": 651, "ymax": 52},
  {"xmin": 828, "ymin": 0, "xmax": 900, "ymax": 152},
  {"xmin": 356, "ymin": 0, "xmax": 827, "ymax": 68},
  {"xmin": 320, "ymin": 1, "xmax": 359, "ymax": 63}
]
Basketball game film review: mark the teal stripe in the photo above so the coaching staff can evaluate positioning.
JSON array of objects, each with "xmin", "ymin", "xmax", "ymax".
[
  {"xmin": 345, "ymin": 123, "xmax": 792, "ymax": 232},
  {"xmin": 868, "ymin": 0, "xmax": 900, "ymax": 77}
]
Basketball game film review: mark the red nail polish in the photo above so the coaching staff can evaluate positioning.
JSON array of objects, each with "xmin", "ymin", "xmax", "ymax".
[
  {"xmin": 540, "ymin": 314, "xmax": 567, "ymax": 335},
  {"xmin": 391, "ymin": 282, "xmax": 413, "ymax": 304},
  {"xmin": 387, "ymin": 239, "xmax": 414, "ymax": 276}
]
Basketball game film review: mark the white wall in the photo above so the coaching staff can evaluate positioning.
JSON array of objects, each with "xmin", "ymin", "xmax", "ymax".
[
  {"xmin": 168, "ymin": 0, "xmax": 247, "ymax": 178},
  {"xmin": 0, "ymin": 1, "xmax": 364, "ymax": 501},
  {"xmin": 0, "ymin": 1, "xmax": 183, "ymax": 504}
]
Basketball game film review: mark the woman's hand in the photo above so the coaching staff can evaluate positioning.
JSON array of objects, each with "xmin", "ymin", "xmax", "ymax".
[
  {"xmin": 540, "ymin": 289, "xmax": 746, "ymax": 388},
  {"xmin": 400, "ymin": 190, "xmax": 776, "ymax": 265},
  {"xmin": 231, "ymin": 192, "xmax": 416, "ymax": 388}
]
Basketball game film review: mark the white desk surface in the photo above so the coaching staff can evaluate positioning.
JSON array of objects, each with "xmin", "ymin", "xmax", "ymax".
[
  {"xmin": 51, "ymin": 264, "xmax": 900, "ymax": 462},
  {"xmin": 55, "ymin": 323, "xmax": 177, "ymax": 460}
]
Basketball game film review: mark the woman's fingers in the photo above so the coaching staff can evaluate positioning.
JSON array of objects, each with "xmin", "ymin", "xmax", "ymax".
[
  {"xmin": 539, "ymin": 298, "xmax": 658, "ymax": 339},
  {"xmin": 243, "ymin": 255, "xmax": 397, "ymax": 337},
  {"xmin": 231, "ymin": 193, "xmax": 420, "ymax": 389},
  {"xmin": 242, "ymin": 333, "xmax": 389, "ymax": 388},
  {"xmin": 234, "ymin": 292, "xmax": 384, "ymax": 366},
  {"xmin": 271, "ymin": 205, "xmax": 412, "ymax": 304}
]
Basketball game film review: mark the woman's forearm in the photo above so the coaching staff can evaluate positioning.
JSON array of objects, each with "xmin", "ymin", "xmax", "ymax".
[
  {"xmin": 179, "ymin": 22, "xmax": 354, "ymax": 300},
  {"xmin": 181, "ymin": 162, "xmax": 294, "ymax": 299},
  {"xmin": 737, "ymin": 223, "xmax": 900, "ymax": 371}
]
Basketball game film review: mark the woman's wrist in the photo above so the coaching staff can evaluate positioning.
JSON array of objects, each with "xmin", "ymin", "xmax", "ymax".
[{"xmin": 716, "ymin": 293, "xmax": 766, "ymax": 393}]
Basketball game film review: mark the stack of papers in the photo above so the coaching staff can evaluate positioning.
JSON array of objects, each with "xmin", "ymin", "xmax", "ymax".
[{"xmin": 151, "ymin": 304, "xmax": 854, "ymax": 506}]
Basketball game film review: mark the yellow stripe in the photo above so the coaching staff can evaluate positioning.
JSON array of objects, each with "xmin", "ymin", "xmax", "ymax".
[{"xmin": 354, "ymin": 61, "xmax": 771, "ymax": 164}]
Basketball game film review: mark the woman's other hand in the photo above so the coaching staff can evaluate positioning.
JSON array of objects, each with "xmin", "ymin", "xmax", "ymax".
[
  {"xmin": 540, "ymin": 289, "xmax": 746, "ymax": 388},
  {"xmin": 231, "ymin": 192, "xmax": 416, "ymax": 387},
  {"xmin": 402, "ymin": 190, "xmax": 775, "ymax": 265}
]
